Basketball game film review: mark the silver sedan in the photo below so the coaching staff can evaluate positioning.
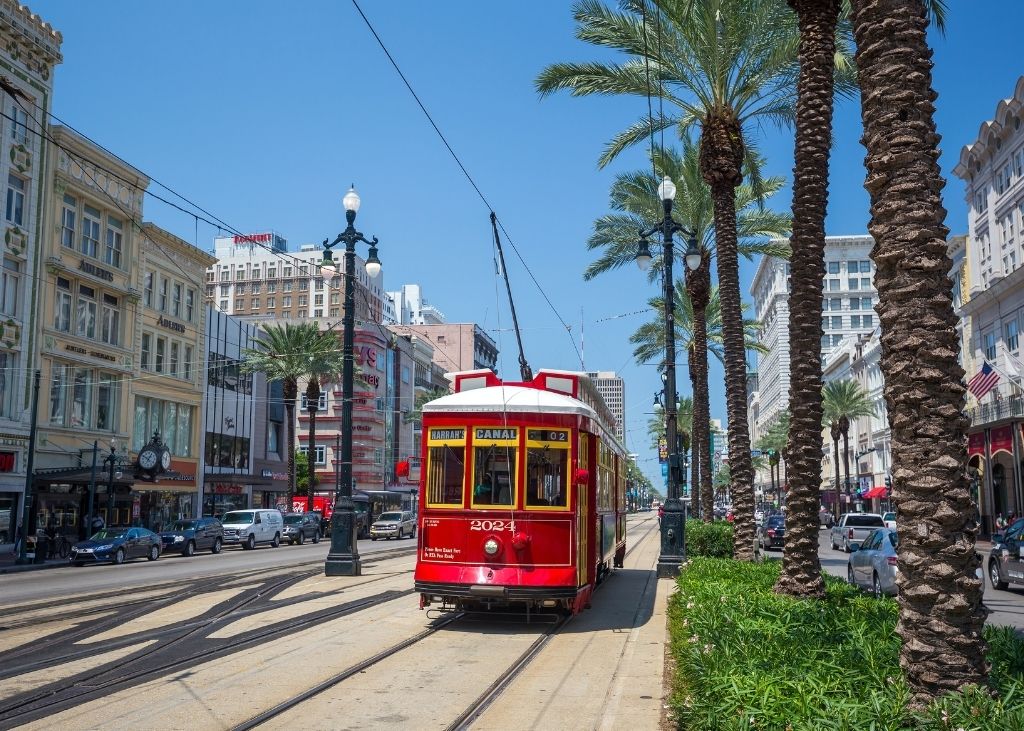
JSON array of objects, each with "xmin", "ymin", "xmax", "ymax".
[{"xmin": 847, "ymin": 527, "xmax": 899, "ymax": 597}]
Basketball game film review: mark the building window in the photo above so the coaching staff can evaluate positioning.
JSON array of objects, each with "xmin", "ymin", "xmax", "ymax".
[
  {"xmin": 329, "ymin": 307, "xmax": 339, "ymax": 317},
  {"xmin": 219, "ymin": 284, "xmax": 229, "ymax": 296},
  {"xmin": 268, "ymin": 266, "xmax": 277, "ymax": 278},
  {"xmin": 61, "ymin": 194, "xmax": 76, "ymax": 249},
  {"xmin": 170, "ymin": 341, "xmax": 179, "ymax": 377},
  {"xmin": 141, "ymin": 333, "xmax": 151, "ymax": 371},
  {"xmin": 54, "ymin": 277, "xmax": 72, "ymax": 332},
  {"xmin": 71, "ymin": 368, "xmax": 92, "ymax": 427},
  {"xmin": 172, "ymin": 282, "xmax": 182, "ymax": 318},
  {"xmin": 851, "ymin": 315, "xmax": 861, "ymax": 328},
  {"xmin": 832, "ymin": 316, "xmax": 842, "ymax": 329},
  {"xmin": 76, "ymin": 285, "xmax": 97, "ymax": 339},
  {"xmin": 268, "ymin": 282, "xmax": 276, "ymax": 294},
  {"xmin": 314, "ymin": 277, "xmax": 324, "ymax": 291},
  {"xmin": 832, "ymin": 335, "xmax": 843, "ymax": 346},
  {"xmin": 219, "ymin": 299, "xmax": 228, "ymax": 311},
  {"xmin": 298, "ymin": 445, "xmax": 326, "ymax": 465},
  {"xmin": 236, "ymin": 269, "xmax": 244, "ymax": 280},
  {"xmin": 159, "ymin": 278, "xmax": 168, "ymax": 311},
  {"xmin": 81, "ymin": 204, "xmax": 101, "ymax": 257},
  {"xmin": 863, "ymin": 315, "xmax": 873, "ymax": 327},
  {"xmin": 135, "ymin": 397, "xmax": 194, "ymax": 456},
  {"xmin": 10, "ymin": 103, "xmax": 28, "ymax": 144},
  {"xmin": 1007, "ymin": 320, "xmax": 1020, "ymax": 353},
  {"xmin": 299, "ymin": 265, "xmax": 308, "ymax": 275},
  {"xmin": 284, "ymin": 266, "xmax": 292, "ymax": 277},
  {"xmin": 984, "ymin": 331, "xmax": 997, "ymax": 361},
  {"xmin": 849, "ymin": 297, "xmax": 860, "ymax": 310},
  {"xmin": 0, "ymin": 352, "xmax": 11, "ymax": 417},
  {"xmin": 861, "ymin": 277, "xmax": 871, "ymax": 289},
  {"xmin": 184, "ymin": 345, "xmax": 193, "ymax": 381},
  {"xmin": 848, "ymin": 278, "xmax": 859, "ymax": 290},
  {"xmin": 155, "ymin": 337, "xmax": 166, "ymax": 373},
  {"xmin": 251, "ymin": 283, "xmax": 261, "ymax": 295},
  {"xmin": 220, "ymin": 270, "xmax": 229, "ymax": 282},
  {"xmin": 300, "ymin": 393, "xmax": 328, "ymax": 412},
  {"xmin": 330, "ymin": 292, "xmax": 340, "ymax": 305},
  {"xmin": 235, "ymin": 298, "xmax": 244, "ymax": 310},
  {"xmin": 48, "ymin": 364, "xmax": 67, "ymax": 424},
  {"xmin": 313, "ymin": 308, "xmax": 322, "ymax": 318},
  {"xmin": 828, "ymin": 261, "xmax": 840, "ymax": 274},
  {"xmin": 828, "ymin": 279, "xmax": 839, "ymax": 291},
  {"xmin": 0, "ymin": 258, "xmax": 18, "ymax": 317},
  {"xmin": 299, "ymin": 280, "xmax": 309, "ymax": 291},
  {"xmin": 822, "ymin": 317, "xmax": 829, "ymax": 331},
  {"xmin": 298, "ymin": 295, "xmax": 308, "ymax": 307},
  {"xmin": 283, "ymin": 281, "xmax": 293, "ymax": 293},
  {"xmin": 5, "ymin": 173, "xmax": 24, "ymax": 226},
  {"xmin": 144, "ymin": 272, "xmax": 154, "ymax": 307},
  {"xmin": 101, "ymin": 294, "xmax": 119, "ymax": 345},
  {"xmin": 252, "ymin": 298, "xmax": 260, "ymax": 309},
  {"xmin": 104, "ymin": 216, "xmax": 123, "ymax": 267},
  {"xmin": 267, "ymin": 297, "xmax": 276, "ymax": 308},
  {"xmin": 283, "ymin": 295, "xmax": 292, "ymax": 308},
  {"xmin": 185, "ymin": 288, "xmax": 195, "ymax": 321},
  {"xmin": 96, "ymin": 374, "xmax": 117, "ymax": 430}
]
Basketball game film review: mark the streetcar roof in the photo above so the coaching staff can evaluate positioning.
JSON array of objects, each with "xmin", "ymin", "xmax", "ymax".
[{"xmin": 423, "ymin": 385, "xmax": 598, "ymax": 419}]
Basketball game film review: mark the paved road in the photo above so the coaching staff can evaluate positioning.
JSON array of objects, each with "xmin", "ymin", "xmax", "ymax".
[
  {"xmin": 2, "ymin": 536, "xmax": 415, "ymax": 605},
  {"xmin": 807, "ymin": 529, "xmax": 1024, "ymax": 629}
]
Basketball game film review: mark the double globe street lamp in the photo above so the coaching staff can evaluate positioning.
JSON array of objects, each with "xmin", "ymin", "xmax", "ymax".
[
  {"xmin": 636, "ymin": 175, "xmax": 702, "ymax": 579},
  {"xmin": 321, "ymin": 186, "xmax": 381, "ymax": 577}
]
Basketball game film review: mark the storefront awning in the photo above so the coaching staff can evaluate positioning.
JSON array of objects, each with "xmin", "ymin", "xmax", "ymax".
[
  {"xmin": 33, "ymin": 466, "xmax": 134, "ymax": 488},
  {"xmin": 204, "ymin": 472, "xmax": 273, "ymax": 486},
  {"xmin": 862, "ymin": 486, "xmax": 888, "ymax": 499}
]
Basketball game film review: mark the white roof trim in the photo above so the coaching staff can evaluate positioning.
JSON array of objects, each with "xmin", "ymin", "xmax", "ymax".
[{"xmin": 423, "ymin": 385, "xmax": 597, "ymax": 419}]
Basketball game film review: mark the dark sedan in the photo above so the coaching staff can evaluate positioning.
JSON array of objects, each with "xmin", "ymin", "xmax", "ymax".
[
  {"xmin": 70, "ymin": 527, "xmax": 162, "ymax": 566},
  {"xmin": 159, "ymin": 518, "xmax": 224, "ymax": 556},
  {"xmin": 757, "ymin": 515, "xmax": 786, "ymax": 551}
]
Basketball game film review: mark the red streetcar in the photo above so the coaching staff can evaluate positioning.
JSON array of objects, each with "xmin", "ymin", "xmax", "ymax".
[{"xmin": 414, "ymin": 369, "xmax": 628, "ymax": 615}]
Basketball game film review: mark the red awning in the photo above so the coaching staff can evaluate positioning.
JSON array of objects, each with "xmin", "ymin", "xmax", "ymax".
[{"xmin": 862, "ymin": 487, "xmax": 887, "ymax": 499}]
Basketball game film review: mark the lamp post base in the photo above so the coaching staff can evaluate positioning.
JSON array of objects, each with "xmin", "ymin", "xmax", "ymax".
[
  {"xmin": 657, "ymin": 497, "xmax": 686, "ymax": 579},
  {"xmin": 324, "ymin": 497, "xmax": 361, "ymax": 576}
]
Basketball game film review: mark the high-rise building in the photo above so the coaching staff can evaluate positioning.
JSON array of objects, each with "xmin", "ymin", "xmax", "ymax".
[
  {"xmin": 0, "ymin": 5, "xmax": 61, "ymax": 547},
  {"xmin": 587, "ymin": 371, "xmax": 625, "ymax": 443},
  {"xmin": 748, "ymin": 236, "xmax": 879, "ymax": 496},
  {"xmin": 386, "ymin": 283, "xmax": 445, "ymax": 325},
  {"xmin": 389, "ymin": 323, "xmax": 498, "ymax": 374}
]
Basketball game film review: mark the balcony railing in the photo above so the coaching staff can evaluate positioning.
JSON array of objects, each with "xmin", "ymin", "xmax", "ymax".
[{"xmin": 966, "ymin": 383, "xmax": 1024, "ymax": 425}]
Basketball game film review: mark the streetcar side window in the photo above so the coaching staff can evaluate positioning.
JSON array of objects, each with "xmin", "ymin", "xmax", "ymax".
[
  {"xmin": 526, "ymin": 446, "xmax": 568, "ymax": 508},
  {"xmin": 426, "ymin": 445, "xmax": 465, "ymax": 507}
]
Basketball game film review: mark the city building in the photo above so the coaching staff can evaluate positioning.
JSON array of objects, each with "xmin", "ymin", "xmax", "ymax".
[
  {"xmin": 128, "ymin": 223, "xmax": 214, "ymax": 528},
  {"xmin": 32, "ymin": 125, "xmax": 147, "ymax": 535},
  {"xmin": 385, "ymin": 283, "xmax": 446, "ymax": 325},
  {"xmin": 206, "ymin": 235, "xmax": 384, "ymax": 324},
  {"xmin": 388, "ymin": 323, "xmax": 498, "ymax": 374},
  {"xmin": 748, "ymin": 236, "xmax": 879, "ymax": 501},
  {"xmin": 0, "ymin": 4, "xmax": 61, "ymax": 546},
  {"xmin": 587, "ymin": 371, "xmax": 625, "ymax": 443},
  {"xmin": 952, "ymin": 77, "xmax": 1024, "ymax": 532},
  {"xmin": 201, "ymin": 307, "xmax": 281, "ymax": 515}
]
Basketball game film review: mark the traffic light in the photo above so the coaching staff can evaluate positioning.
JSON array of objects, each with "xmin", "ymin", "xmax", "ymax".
[{"xmin": 885, "ymin": 475, "xmax": 892, "ymax": 490}]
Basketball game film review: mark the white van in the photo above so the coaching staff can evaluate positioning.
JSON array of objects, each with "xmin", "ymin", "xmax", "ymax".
[{"xmin": 220, "ymin": 509, "xmax": 283, "ymax": 550}]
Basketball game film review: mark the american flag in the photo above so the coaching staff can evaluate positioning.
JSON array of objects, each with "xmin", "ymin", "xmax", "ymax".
[{"xmin": 967, "ymin": 362, "xmax": 1000, "ymax": 399}]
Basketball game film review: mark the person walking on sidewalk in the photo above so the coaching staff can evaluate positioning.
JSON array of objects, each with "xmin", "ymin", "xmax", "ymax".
[{"xmin": 90, "ymin": 513, "xmax": 105, "ymax": 536}]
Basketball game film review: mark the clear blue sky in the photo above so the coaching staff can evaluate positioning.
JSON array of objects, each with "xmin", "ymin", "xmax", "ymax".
[{"xmin": 27, "ymin": 0, "xmax": 1021, "ymax": 489}]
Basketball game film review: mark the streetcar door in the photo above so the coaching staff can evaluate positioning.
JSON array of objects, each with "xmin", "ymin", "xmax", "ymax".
[{"xmin": 576, "ymin": 482, "xmax": 588, "ymax": 587}]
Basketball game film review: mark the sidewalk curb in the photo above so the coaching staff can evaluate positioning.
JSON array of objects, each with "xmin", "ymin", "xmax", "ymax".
[{"xmin": 0, "ymin": 560, "xmax": 67, "ymax": 575}]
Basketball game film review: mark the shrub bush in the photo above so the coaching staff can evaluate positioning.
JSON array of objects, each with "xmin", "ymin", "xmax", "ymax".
[
  {"xmin": 668, "ymin": 558, "xmax": 1024, "ymax": 730},
  {"xmin": 685, "ymin": 519, "xmax": 733, "ymax": 558}
]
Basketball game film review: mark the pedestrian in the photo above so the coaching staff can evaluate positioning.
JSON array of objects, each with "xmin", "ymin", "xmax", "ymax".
[{"xmin": 91, "ymin": 513, "xmax": 105, "ymax": 535}]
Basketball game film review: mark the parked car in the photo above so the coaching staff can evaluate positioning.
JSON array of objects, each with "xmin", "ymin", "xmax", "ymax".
[
  {"xmin": 282, "ymin": 513, "xmax": 321, "ymax": 545},
  {"xmin": 0, "ymin": 507, "xmax": 10, "ymax": 543},
  {"xmin": 70, "ymin": 527, "xmax": 161, "ymax": 566},
  {"xmin": 988, "ymin": 517, "xmax": 1024, "ymax": 590},
  {"xmin": 882, "ymin": 512, "xmax": 897, "ymax": 530},
  {"xmin": 159, "ymin": 518, "xmax": 223, "ymax": 556},
  {"xmin": 847, "ymin": 527, "xmax": 899, "ymax": 597},
  {"xmin": 220, "ymin": 509, "xmax": 283, "ymax": 550},
  {"xmin": 830, "ymin": 513, "xmax": 885, "ymax": 552},
  {"xmin": 757, "ymin": 514, "xmax": 786, "ymax": 551},
  {"xmin": 309, "ymin": 510, "xmax": 329, "ymax": 537},
  {"xmin": 370, "ymin": 510, "xmax": 416, "ymax": 541},
  {"xmin": 818, "ymin": 510, "xmax": 835, "ymax": 529}
]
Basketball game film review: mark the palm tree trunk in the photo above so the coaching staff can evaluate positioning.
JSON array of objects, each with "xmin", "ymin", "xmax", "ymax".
[
  {"xmin": 774, "ymin": 0, "xmax": 836, "ymax": 598},
  {"xmin": 283, "ymin": 379, "xmax": 298, "ymax": 509},
  {"xmin": 832, "ymin": 428, "xmax": 841, "ymax": 521},
  {"xmin": 850, "ymin": 0, "xmax": 988, "ymax": 701},
  {"xmin": 689, "ymin": 262, "xmax": 715, "ymax": 524},
  {"xmin": 687, "ymin": 346, "xmax": 701, "ymax": 520},
  {"xmin": 841, "ymin": 425, "xmax": 851, "ymax": 505},
  {"xmin": 305, "ymin": 380, "xmax": 321, "ymax": 512},
  {"xmin": 700, "ymin": 114, "xmax": 755, "ymax": 561}
]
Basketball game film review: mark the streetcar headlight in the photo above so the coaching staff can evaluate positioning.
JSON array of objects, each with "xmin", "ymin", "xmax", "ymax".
[{"xmin": 484, "ymin": 538, "xmax": 500, "ymax": 556}]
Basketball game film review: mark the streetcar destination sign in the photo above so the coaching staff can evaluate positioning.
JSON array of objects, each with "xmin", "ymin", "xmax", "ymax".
[
  {"xmin": 430, "ymin": 429, "xmax": 465, "ymax": 440},
  {"xmin": 528, "ymin": 430, "xmax": 568, "ymax": 442},
  {"xmin": 475, "ymin": 428, "xmax": 518, "ymax": 440}
]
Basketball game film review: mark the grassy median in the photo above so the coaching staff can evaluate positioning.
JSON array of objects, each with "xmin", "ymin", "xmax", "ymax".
[{"xmin": 668, "ymin": 557, "xmax": 1024, "ymax": 730}]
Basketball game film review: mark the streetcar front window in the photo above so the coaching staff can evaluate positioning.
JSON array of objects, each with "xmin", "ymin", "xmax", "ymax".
[
  {"xmin": 427, "ymin": 445, "xmax": 464, "ymax": 506},
  {"xmin": 526, "ymin": 446, "xmax": 568, "ymax": 508},
  {"xmin": 472, "ymin": 445, "xmax": 516, "ymax": 507}
]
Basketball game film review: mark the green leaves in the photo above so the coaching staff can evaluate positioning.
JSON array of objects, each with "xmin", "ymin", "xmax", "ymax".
[{"xmin": 668, "ymin": 559, "xmax": 1024, "ymax": 729}]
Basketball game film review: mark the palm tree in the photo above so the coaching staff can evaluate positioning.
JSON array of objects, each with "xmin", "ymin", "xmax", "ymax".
[
  {"xmin": 241, "ymin": 323, "xmax": 330, "ymax": 508},
  {"xmin": 588, "ymin": 142, "xmax": 789, "ymax": 523},
  {"xmin": 405, "ymin": 387, "xmax": 449, "ymax": 425},
  {"xmin": 756, "ymin": 413, "xmax": 789, "ymax": 505},
  {"xmin": 821, "ymin": 379, "xmax": 874, "ymax": 514},
  {"xmin": 539, "ymin": 0, "xmax": 815, "ymax": 560},
  {"xmin": 648, "ymin": 397, "xmax": 693, "ymax": 510},
  {"xmin": 847, "ymin": 0, "xmax": 983, "ymax": 701},
  {"xmin": 301, "ymin": 330, "xmax": 347, "ymax": 511}
]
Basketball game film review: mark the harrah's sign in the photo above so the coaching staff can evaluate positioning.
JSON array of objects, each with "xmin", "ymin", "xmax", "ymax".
[{"xmin": 233, "ymin": 233, "xmax": 273, "ymax": 245}]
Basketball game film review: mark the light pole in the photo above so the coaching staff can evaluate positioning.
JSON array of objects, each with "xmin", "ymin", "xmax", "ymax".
[
  {"xmin": 104, "ymin": 440, "xmax": 126, "ymax": 526},
  {"xmin": 636, "ymin": 175, "xmax": 702, "ymax": 579},
  {"xmin": 322, "ymin": 185, "xmax": 381, "ymax": 577}
]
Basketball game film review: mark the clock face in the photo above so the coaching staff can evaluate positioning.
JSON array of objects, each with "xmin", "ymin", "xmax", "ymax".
[
  {"xmin": 161, "ymin": 450, "xmax": 171, "ymax": 470},
  {"xmin": 139, "ymin": 448, "xmax": 158, "ymax": 470}
]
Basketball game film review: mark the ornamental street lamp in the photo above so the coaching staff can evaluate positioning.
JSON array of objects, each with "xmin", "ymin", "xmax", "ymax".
[
  {"xmin": 323, "ymin": 185, "xmax": 380, "ymax": 577},
  {"xmin": 636, "ymin": 175, "xmax": 701, "ymax": 579}
]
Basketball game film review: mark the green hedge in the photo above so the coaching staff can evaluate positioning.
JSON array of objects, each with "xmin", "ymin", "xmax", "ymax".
[
  {"xmin": 685, "ymin": 519, "xmax": 733, "ymax": 558},
  {"xmin": 668, "ymin": 558, "xmax": 1024, "ymax": 730}
]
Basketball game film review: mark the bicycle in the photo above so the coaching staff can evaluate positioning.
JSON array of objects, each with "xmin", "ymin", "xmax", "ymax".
[{"xmin": 49, "ymin": 534, "xmax": 73, "ymax": 559}]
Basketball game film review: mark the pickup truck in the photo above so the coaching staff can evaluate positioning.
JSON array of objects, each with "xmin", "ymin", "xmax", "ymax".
[{"xmin": 830, "ymin": 513, "xmax": 885, "ymax": 552}]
